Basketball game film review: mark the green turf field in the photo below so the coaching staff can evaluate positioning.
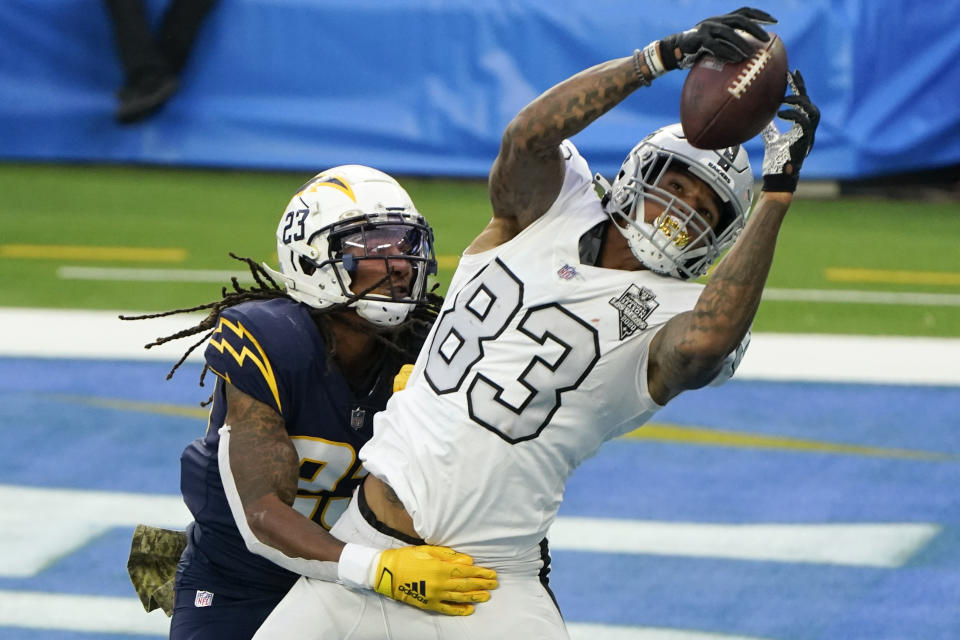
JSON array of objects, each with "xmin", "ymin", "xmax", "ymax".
[{"xmin": 2, "ymin": 162, "xmax": 959, "ymax": 337}]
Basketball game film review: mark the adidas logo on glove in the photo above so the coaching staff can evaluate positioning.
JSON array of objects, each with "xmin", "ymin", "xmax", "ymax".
[{"xmin": 398, "ymin": 580, "xmax": 428, "ymax": 604}]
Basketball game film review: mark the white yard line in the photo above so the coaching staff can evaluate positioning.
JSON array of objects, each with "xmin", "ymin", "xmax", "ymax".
[
  {"xmin": 0, "ymin": 484, "xmax": 938, "ymax": 577},
  {"xmin": 761, "ymin": 288, "xmax": 960, "ymax": 306},
  {"xmin": 735, "ymin": 333, "xmax": 960, "ymax": 386},
  {"xmin": 51, "ymin": 265, "xmax": 960, "ymax": 307},
  {"xmin": 0, "ymin": 590, "xmax": 773, "ymax": 639},
  {"xmin": 0, "ymin": 590, "xmax": 171, "ymax": 635},
  {"xmin": 55, "ymin": 266, "xmax": 960, "ymax": 307},
  {"xmin": 0, "ymin": 307, "xmax": 207, "ymax": 362},
  {"xmin": 1, "ymin": 307, "xmax": 958, "ymax": 385},
  {"xmin": 0, "ymin": 484, "xmax": 933, "ymax": 637},
  {"xmin": 549, "ymin": 517, "xmax": 938, "ymax": 569}
]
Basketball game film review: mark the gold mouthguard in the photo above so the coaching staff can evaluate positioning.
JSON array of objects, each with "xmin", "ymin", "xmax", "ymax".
[{"xmin": 657, "ymin": 215, "xmax": 691, "ymax": 248}]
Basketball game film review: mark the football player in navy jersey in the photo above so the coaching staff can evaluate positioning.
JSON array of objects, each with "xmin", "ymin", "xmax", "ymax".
[{"xmin": 123, "ymin": 165, "xmax": 497, "ymax": 639}]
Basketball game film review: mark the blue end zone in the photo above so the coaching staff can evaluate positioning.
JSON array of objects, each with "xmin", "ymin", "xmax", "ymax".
[
  {"xmin": 0, "ymin": 358, "xmax": 205, "ymax": 491},
  {"xmin": 1, "ymin": 356, "xmax": 958, "ymax": 638}
]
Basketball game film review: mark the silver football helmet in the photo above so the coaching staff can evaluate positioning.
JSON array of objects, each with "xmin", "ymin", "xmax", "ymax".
[
  {"xmin": 263, "ymin": 165, "xmax": 437, "ymax": 327},
  {"xmin": 594, "ymin": 123, "xmax": 754, "ymax": 279}
]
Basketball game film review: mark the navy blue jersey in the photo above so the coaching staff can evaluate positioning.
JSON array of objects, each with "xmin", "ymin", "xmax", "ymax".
[{"xmin": 176, "ymin": 297, "xmax": 399, "ymax": 599}]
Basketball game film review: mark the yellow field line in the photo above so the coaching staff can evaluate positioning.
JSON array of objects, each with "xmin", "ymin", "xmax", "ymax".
[
  {"xmin": 437, "ymin": 254, "xmax": 459, "ymax": 270},
  {"xmin": 825, "ymin": 267, "xmax": 960, "ymax": 286},
  {"xmin": 623, "ymin": 423, "xmax": 958, "ymax": 461},
  {"xmin": 0, "ymin": 244, "xmax": 187, "ymax": 262},
  {"xmin": 53, "ymin": 395, "xmax": 957, "ymax": 462},
  {"xmin": 55, "ymin": 396, "xmax": 208, "ymax": 420}
]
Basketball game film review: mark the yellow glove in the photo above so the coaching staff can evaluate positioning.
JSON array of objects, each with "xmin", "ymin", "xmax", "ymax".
[
  {"xmin": 393, "ymin": 364, "xmax": 415, "ymax": 392},
  {"xmin": 374, "ymin": 545, "xmax": 498, "ymax": 615},
  {"xmin": 338, "ymin": 543, "xmax": 498, "ymax": 616}
]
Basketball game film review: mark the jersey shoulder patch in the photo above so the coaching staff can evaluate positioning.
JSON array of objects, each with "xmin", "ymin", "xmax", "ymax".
[{"xmin": 204, "ymin": 298, "xmax": 320, "ymax": 414}]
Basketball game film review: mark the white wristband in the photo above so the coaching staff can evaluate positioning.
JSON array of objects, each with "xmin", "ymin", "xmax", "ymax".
[
  {"xmin": 643, "ymin": 40, "xmax": 667, "ymax": 77},
  {"xmin": 337, "ymin": 543, "xmax": 381, "ymax": 590}
]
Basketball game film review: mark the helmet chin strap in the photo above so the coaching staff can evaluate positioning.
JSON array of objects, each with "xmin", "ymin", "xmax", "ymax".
[
  {"xmin": 339, "ymin": 262, "xmax": 414, "ymax": 327},
  {"xmin": 355, "ymin": 298, "xmax": 413, "ymax": 326},
  {"xmin": 615, "ymin": 188, "xmax": 669, "ymax": 272}
]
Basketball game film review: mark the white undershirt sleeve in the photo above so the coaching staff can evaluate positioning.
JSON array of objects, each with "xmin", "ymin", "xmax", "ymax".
[{"xmin": 217, "ymin": 425, "xmax": 341, "ymax": 582}]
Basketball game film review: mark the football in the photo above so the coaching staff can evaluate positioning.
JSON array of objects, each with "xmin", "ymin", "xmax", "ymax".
[{"xmin": 679, "ymin": 31, "xmax": 788, "ymax": 149}]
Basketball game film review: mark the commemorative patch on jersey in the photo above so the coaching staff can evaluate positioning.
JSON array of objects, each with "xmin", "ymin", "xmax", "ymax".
[{"xmin": 609, "ymin": 284, "xmax": 659, "ymax": 339}]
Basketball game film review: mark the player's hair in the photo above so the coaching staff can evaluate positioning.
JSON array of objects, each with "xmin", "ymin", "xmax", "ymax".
[{"xmin": 120, "ymin": 253, "xmax": 442, "ymax": 399}]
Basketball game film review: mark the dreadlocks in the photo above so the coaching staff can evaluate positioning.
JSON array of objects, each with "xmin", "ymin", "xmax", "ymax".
[{"xmin": 119, "ymin": 253, "xmax": 444, "ymax": 394}]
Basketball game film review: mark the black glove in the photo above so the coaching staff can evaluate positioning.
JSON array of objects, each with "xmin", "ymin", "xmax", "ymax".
[
  {"xmin": 761, "ymin": 71, "xmax": 821, "ymax": 193},
  {"xmin": 659, "ymin": 7, "xmax": 777, "ymax": 71}
]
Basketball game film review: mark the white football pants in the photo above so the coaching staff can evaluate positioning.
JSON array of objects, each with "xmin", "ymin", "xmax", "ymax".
[{"xmin": 252, "ymin": 491, "xmax": 568, "ymax": 640}]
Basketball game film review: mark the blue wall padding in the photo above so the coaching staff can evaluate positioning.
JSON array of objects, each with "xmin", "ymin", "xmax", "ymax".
[{"xmin": 1, "ymin": 0, "xmax": 958, "ymax": 179}]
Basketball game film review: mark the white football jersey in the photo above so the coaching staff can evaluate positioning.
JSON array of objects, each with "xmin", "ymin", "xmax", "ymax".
[{"xmin": 361, "ymin": 141, "xmax": 706, "ymax": 574}]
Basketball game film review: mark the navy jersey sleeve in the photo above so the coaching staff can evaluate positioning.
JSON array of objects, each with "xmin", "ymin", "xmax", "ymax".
[{"xmin": 204, "ymin": 299, "xmax": 317, "ymax": 419}]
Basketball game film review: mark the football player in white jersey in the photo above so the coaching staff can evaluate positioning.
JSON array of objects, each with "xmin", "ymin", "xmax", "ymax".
[{"xmin": 254, "ymin": 7, "xmax": 820, "ymax": 639}]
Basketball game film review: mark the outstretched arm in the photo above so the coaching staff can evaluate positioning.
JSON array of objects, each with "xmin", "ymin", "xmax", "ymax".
[
  {"xmin": 487, "ymin": 56, "xmax": 646, "ymax": 231},
  {"xmin": 648, "ymin": 71, "xmax": 820, "ymax": 405},
  {"xmin": 647, "ymin": 191, "xmax": 790, "ymax": 403},
  {"xmin": 471, "ymin": 56, "xmax": 645, "ymax": 253},
  {"xmin": 486, "ymin": 7, "xmax": 777, "ymax": 237}
]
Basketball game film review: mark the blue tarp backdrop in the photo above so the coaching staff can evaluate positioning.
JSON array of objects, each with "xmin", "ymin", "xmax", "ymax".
[{"xmin": 1, "ymin": 0, "xmax": 959, "ymax": 180}]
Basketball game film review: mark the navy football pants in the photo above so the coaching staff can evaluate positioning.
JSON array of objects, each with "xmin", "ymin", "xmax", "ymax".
[{"xmin": 169, "ymin": 589, "xmax": 285, "ymax": 640}]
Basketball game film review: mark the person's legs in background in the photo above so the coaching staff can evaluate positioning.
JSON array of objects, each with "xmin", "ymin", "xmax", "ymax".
[
  {"xmin": 103, "ymin": 0, "xmax": 219, "ymax": 124},
  {"xmin": 157, "ymin": 0, "xmax": 220, "ymax": 74}
]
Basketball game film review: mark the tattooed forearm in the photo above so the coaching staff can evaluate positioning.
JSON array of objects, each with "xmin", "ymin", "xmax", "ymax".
[
  {"xmin": 490, "ymin": 56, "xmax": 649, "ymax": 225},
  {"xmin": 692, "ymin": 193, "xmax": 790, "ymax": 351},
  {"xmin": 650, "ymin": 193, "xmax": 790, "ymax": 402},
  {"xmin": 225, "ymin": 383, "xmax": 299, "ymax": 507},
  {"xmin": 511, "ymin": 57, "xmax": 645, "ymax": 153}
]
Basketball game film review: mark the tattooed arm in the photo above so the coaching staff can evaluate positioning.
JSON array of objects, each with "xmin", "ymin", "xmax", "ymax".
[
  {"xmin": 472, "ymin": 8, "xmax": 779, "ymax": 254},
  {"xmin": 470, "ymin": 56, "xmax": 651, "ymax": 253},
  {"xmin": 224, "ymin": 382, "xmax": 345, "ymax": 562},
  {"xmin": 646, "ymin": 192, "xmax": 791, "ymax": 405},
  {"xmin": 646, "ymin": 69, "xmax": 819, "ymax": 406}
]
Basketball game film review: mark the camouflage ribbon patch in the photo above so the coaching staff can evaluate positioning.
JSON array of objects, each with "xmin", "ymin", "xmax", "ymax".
[{"xmin": 127, "ymin": 524, "xmax": 188, "ymax": 616}]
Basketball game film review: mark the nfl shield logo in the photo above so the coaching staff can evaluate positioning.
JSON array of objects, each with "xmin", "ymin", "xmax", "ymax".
[
  {"xmin": 350, "ymin": 407, "xmax": 366, "ymax": 430},
  {"xmin": 194, "ymin": 590, "xmax": 214, "ymax": 607},
  {"xmin": 557, "ymin": 263, "xmax": 577, "ymax": 280}
]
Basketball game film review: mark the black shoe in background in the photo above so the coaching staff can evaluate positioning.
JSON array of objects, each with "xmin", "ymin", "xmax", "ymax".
[{"xmin": 115, "ymin": 73, "xmax": 179, "ymax": 124}]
